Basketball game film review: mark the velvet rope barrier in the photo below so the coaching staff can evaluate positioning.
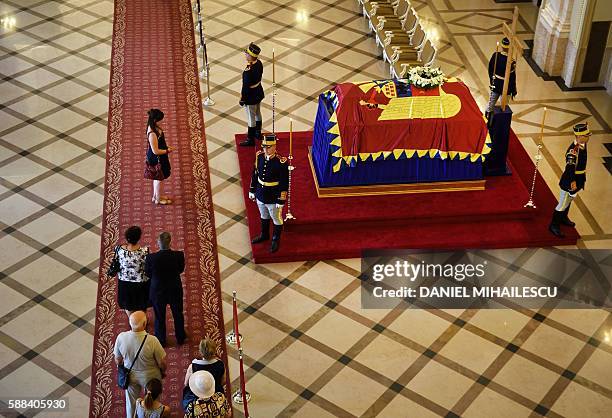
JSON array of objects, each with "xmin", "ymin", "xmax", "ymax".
[
  {"xmin": 235, "ymin": 347, "xmax": 251, "ymax": 416},
  {"xmin": 225, "ymin": 290, "xmax": 243, "ymax": 346},
  {"xmin": 227, "ymin": 291, "xmax": 251, "ymax": 410},
  {"xmin": 232, "ymin": 290, "xmax": 241, "ymax": 349}
]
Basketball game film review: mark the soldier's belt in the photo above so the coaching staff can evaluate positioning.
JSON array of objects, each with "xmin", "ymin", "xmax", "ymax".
[
  {"xmin": 250, "ymin": 82, "xmax": 261, "ymax": 88},
  {"xmin": 258, "ymin": 178, "xmax": 279, "ymax": 187},
  {"xmin": 575, "ymin": 170, "xmax": 586, "ymax": 174},
  {"xmin": 493, "ymin": 72, "xmax": 515, "ymax": 80}
]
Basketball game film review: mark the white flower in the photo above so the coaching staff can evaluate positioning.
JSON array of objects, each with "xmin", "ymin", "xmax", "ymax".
[{"xmin": 408, "ymin": 66, "xmax": 445, "ymax": 89}]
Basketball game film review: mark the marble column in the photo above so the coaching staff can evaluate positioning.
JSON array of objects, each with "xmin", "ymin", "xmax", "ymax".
[
  {"xmin": 532, "ymin": 0, "xmax": 573, "ymax": 76},
  {"xmin": 562, "ymin": 0, "xmax": 595, "ymax": 87}
]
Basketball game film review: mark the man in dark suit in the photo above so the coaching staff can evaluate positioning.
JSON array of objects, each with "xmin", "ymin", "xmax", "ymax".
[{"xmin": 145, "ymin": 231, "xmax": 187, "ymax": 346}]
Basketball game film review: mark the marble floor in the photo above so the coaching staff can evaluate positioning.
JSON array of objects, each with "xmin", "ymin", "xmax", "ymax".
[{"xmin": 0, "ymin": 0, "xmax": 611, "ymax": 417}]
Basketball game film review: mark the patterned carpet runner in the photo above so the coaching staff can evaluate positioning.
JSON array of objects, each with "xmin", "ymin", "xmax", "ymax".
[{"xmin": 89, "ymin": 0, "xmax": 229, "ymax": 416}]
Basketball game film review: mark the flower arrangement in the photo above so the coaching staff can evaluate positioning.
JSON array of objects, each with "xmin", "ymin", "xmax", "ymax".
[{"xmin": 408, "ymin": 66, "xmax": 445, "ymax": 89}]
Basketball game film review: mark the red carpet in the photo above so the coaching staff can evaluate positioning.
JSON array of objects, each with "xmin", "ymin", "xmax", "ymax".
[
  {"xmin": 236, "ymin": 131, "xmax": 579, "ymax": 263},
  {"xmin": 90, "ymin": 1, "xmax": 229, "ymax": 416}
]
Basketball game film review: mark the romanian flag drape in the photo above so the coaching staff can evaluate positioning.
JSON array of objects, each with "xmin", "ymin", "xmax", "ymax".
[{"xmin": 324, "ymin": 78, "xmax": 491, "ymax": 173}]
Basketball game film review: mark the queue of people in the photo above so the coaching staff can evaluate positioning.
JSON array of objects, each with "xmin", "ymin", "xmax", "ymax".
[
  {"xmin": 111, "ymin": 226, "xmax": 229, "ymax": 417},
  {"xmin": 113, "ymin": 311, "xmax": 229, "ymax": 417},
  {"xmin": 110, "ymin": 40, "xmax": 270, "ymax": 418}
]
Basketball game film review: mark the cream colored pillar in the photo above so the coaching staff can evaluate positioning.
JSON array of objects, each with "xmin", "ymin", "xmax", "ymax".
[
  {"xmin": 533, "ymin": 0, "xmax": 573, "ymax": 76},
  {"xmin": 562, "ymin": 0, "xmax": 597, "ymax": 87}
]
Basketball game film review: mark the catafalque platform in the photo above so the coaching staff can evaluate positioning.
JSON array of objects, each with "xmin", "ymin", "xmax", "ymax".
[{"xmin": 236, "ymin": 131, "xmax": 579, "ymax": 264}]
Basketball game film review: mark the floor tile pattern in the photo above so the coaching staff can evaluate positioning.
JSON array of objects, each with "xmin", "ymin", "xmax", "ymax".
[
  {"xmin": 0, "ymin": 0, "xmax": 112, "ymax": 416},
  {"xmin": 0, "ymin": 0, "xmax": 610, "ymax": 417}
]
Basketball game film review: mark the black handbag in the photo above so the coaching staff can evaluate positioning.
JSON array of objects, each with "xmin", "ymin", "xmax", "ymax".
[
  {"xmin": 106, "ymin": 246, "xmax": 121, "ymax": 277},
  {"xmin": 117, "ymin": 334, "xmax": 147, "ymax": 389}
]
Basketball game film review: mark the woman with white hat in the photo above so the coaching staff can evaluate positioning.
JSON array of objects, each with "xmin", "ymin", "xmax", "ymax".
[{"xmin": 184, "ymin": 370, "xmax": 230, "ymax": 417}]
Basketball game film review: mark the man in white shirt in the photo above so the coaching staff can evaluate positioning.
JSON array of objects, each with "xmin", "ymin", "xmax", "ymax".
[{"xmin": 114, "ymin": 311, "xmax": 167, "ymax": 418}]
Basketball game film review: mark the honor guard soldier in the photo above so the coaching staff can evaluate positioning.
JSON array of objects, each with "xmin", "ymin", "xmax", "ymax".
[
  {"xmin": 486, "ymin": 37, "xmax": 517, "ymax": 124},
  {"xmin": 239, "ymin": 42, "xmax": 265, "ymax": 146},
  {"xmin": 549, "ymin": 123, "xmax": 590, "ymax": 238},
  {"xmin": 248, "ymin": 134, "xmax": 289, "ymax": 252}
]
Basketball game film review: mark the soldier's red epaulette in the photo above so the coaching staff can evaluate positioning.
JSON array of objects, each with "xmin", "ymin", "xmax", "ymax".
[
  {"xmin": 255, "ymin": 150, "xmax": 264, "ymax": 156},
  {"xmin": 278, "ymin": 156, "xmax": 287, "ymax": 163}
]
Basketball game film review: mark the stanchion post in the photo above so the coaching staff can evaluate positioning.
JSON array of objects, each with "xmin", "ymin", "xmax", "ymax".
[
  {"xmin": 197, "ymin": 20, "xmax": 204, "ymax": 54},
  {"xmin": 194, "ymin": 0, "xmax": 201, "ymax": 28},
  {"xmin": 196, "ymin": 0, "xmax": 207, "ymax": 78},
  {"xmin": 225, "ymin": 291, "xmax": 243, "ymax": 346},
  {"xmin": 285, "ymin": 118, "xmax": 296, "ymax": 221},
  {"xmin": 232, "ymin": 347, "xmax": 252, "ymax": 414},
  {"xmin": 202, "ymin": 61, "xmax": 215, "ymax": 106},
  {"xmin": 272, "ymin": 48, "xmax": 276, "ymax": 133},
  {"xmin": 195, "ymin": 0, "xmax": 214, "ymax": 106},
  {"xmin": 524, "ymin": 106, "xmax": 546, "ymax": 208},
  {"xmin": 198, "ymin": 18, "xmax": 207, "ymax": 80}
]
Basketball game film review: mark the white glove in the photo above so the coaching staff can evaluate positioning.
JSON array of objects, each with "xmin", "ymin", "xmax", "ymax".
[
  {"xmin": 248, "ymin": 192, "xmax": 255, "ymax": 201},
  {"xmin": 275, "ymin": 203, "xmax": 284, "ymax": 209}
]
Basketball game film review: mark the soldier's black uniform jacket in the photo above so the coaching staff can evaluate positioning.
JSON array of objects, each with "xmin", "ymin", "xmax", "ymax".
[
  {"xmin": 241, "ymin": 60, "xmax": 264, "ymax": 105},
  {"xmin": 488, "ymin": 52, "xmax": 517, "ymax": 96},
  {"xmin": 559, "ymin": 142, "xmax": 587, "ymax": 192},
  {"xmin": 250, "ymin": 151, "xmax": 289, "ymax": 204}
]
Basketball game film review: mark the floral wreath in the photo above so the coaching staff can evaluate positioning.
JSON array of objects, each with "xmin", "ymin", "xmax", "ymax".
[{"xmin": 408, "ymin": 66, "xmax": 445, "ymax": 89}]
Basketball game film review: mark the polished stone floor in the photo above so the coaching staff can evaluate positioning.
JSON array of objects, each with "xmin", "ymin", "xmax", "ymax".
[{"xmin": 0, "ymin": 0, "xmax": 611, "ymax": 417}]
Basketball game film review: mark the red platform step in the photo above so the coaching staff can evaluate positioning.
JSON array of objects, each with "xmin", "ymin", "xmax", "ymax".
[{"xmin": 236, "ymin": 131, "xmax": 579, "ymax": 263}]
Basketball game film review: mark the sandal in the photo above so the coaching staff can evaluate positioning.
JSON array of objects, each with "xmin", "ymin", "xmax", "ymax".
[{"xmin": 154, "ymin": 198, "xmax": 172, "ymax": 205}]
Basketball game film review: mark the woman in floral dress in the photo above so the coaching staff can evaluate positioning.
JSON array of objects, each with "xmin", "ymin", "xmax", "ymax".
[{"xmin": 117, "ymin": 226, "xmax": 150, "ymax": 316}]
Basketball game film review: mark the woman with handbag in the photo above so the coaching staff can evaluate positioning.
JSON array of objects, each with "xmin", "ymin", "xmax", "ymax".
[
  {"xmin": 145, "ymin": 109, "xmax": 173, "ymax": 205},
  {"xmin": 116, "ymin": 226, "xmax": 150, "ymax": 317}
]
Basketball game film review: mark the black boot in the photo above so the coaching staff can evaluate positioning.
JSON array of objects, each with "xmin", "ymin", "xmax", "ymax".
[
  {"xmin": 561, "ymin": 205, "xmax": 575, "ymax": 227},
  {"xmin": 239, "ymin": 126, "xmax": 256, "ymax": 146},
  {"xmin": 270, "ymin": 224, "xmax": 282, "ymax": 253},
  {"xmin": 486, "ymin": 111, "xmax": 494, "ymax": 128},
  {"xmin": 255, "ymin": 120, "xmax": 262, "ymax": 141},
  {"xmin": 251, "ymin": 218, "xmax": 270, "ymax": 243},
  {"xmin": 548, "ymin": 210, "xmax": 565, "ymax": 238}
]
